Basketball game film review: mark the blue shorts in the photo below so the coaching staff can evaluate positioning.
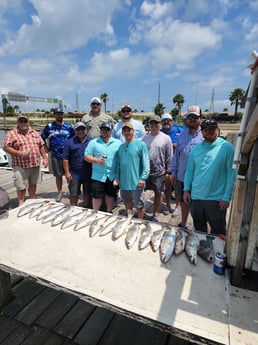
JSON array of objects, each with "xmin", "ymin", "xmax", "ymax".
[
  {"xmin": 51, "ymin": 155, "xmax": 64, "ymax": 177},
  {"xmin": 68, "ymin": 179, "xmax": 91, "ymax": 197}
]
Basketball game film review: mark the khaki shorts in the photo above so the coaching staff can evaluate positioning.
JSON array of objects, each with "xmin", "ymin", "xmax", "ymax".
[{"xmin": 13, "ymin": 166, "xmax": 40, "ymax": 190}]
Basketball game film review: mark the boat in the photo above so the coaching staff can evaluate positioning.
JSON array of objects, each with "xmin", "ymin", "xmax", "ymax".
[{"xmin": 0, "ymin": 148, "xmax": 9, "ymax": 166}]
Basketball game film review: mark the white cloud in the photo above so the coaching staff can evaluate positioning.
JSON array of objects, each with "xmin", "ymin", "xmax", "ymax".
[{"xmin": 140, "ymin": 0, "xmax": 173, "ymax": 20}]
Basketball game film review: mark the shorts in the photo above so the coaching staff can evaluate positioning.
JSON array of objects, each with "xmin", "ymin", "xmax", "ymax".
[
  {"xmin": 13, "ymin": 166, "xmax": 40, "ymax": 190},
  {"xmin": 68, "ymin": 179, "xmax": 91, "ymax": 197},
  {"xmin": 176, "ymin": 180, "xmax": 184, "ymax": 202},
  {"xmin": 190, "ymin": 199, "xmax": 227, "ymax": 235},
  {"xmin": 91, "ymin": 178, "xmax": 116, "ymax": 199},
  {"xmin": 51, "ymin": 155, "xmax": 64, "ymax": 177},
  {"xmin": 145, "ymin": 175, "xmax": 165, "ymax": 193},
  {"xmin": 120, "ymin": 190, "xmax": 145, "ymax": 209}
]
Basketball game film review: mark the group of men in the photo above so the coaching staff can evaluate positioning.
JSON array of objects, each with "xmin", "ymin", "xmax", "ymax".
[{"xmin": 3, "ymin": 98, "xmax": 236, "ymax": 240}]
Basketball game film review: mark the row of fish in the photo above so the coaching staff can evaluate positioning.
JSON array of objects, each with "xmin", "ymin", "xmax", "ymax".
[{"xmin": 16, "ymin": 200, "xmax": 215, "ymax": 265}]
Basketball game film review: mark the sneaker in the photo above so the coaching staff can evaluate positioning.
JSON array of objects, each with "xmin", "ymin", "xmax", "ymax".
[
  {"xmin": 172, "ymin": 208, "xmax": 181, "ymax": 217},
  {"xmin": 151, "ymin": 215, "xmax": 159, "ymax": 223},
  {"xmin": 56, "ymin": 194, "xmax": 62, "ymax": 202},
  {"xmin": 177, "ymin": 222, "xmax": 188, "ymax": 230},
  {"xmin": 163, "ymin": 206, "xmax": 172, "ymax": 215}
]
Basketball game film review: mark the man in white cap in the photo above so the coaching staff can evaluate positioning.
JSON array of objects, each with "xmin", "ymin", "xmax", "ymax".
[
  {"xmin": 81, "ymin": 97, "xmax": 116, "ymax": 138},
  {"xmin": 171, "ymin": 105, "xmax": 203, "ymax": 229},
  {"xmin": 112, "ymin": 104, "xmax": 146, "ymax": 142}
]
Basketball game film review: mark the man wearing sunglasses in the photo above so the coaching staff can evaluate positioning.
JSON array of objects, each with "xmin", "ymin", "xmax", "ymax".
[
  {"xmin": 84, "ymin": 122, "xmax": 121, "ymax": 213},
  {"xmin": 112, "ymin": 104, "xmax": 146, "ymax": 142},
  {"xmin": 3, "ymin": 114, "xmax": 48, "ymax": 206},
  {"xmin": 81, "ymin": 97, "xmax": 116, "ymax": 139},
  {"xmin": 183, "ymin": 120, "xmax": 236, "ymax": 241},
  {"xmin": 63, "ymin": 122, "xmax": 92, "ymax": 207},
  {"xmin": 171, "ymin": 105, "xmax": 203, "ymax": 229}
]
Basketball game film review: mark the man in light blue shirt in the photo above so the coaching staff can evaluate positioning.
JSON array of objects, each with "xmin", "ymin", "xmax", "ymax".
[
  {"xmin": 112, "ymin": 104, "xmax": 146, "ymax": 142},
  {"xmin": 84, "ymin": 122, "xmax": 121, "ymax": 213}
]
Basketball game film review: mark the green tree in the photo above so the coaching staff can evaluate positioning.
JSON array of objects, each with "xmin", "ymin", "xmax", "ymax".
[
  {"xmin": 2, "ymin": 97, "xmax": 9, "ymax": 113},
  {"xmin": 172, "ymin": 94, "xmax": 185, "ymax": 121},
  {"xmin": 14, "ymin": 105, "xmax": 19, "ymax": 113},
  {"xmin": 171, "ymin": 107, "xmax": 179, "ymax": 120},
  {"xmin": 229, "ymin": 88, "xmax": 245, "ymax": 118},
  {"xmin": 100, "ymin": 93, "xmax": 109, "ymax": 113},
  {"xmin": 154, "ymin": 103, "xmax": 165, "ymax": 116},
  {"xmin": 7, "ymin": 105, "xmax": 14, "ymax": 114}
]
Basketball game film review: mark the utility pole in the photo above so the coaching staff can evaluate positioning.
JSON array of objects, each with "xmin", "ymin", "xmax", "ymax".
[
  {"xmin": 209, "ymin": 89, "xmax": 215, "ymax": 118},
  {"xmin": 75, "ymin": 93, "xmax": 79, "ymax": 112},
  {"xmin": 158, "ymin": 82, "xmax": 160, "ymax": 104}
]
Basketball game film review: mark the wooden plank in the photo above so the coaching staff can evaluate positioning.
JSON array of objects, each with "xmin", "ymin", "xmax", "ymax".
[
  {"xmin": 0, "ymin": 270, "xmax": 12, "ymax": 308},
  {"xmin": 17, "ymin": 326, "xmax": 51, "ymax": 345},
  {"xmin": 242, "ymin": 102, "xmax": 258, "ymax": 154},
  {"xmin": 54, "ymin": 300, "xmax": 95, "ymax": 339},
  {"xmin": 97, "ymin": 314, "xmax": 140, "ymax": 345},
  {"xmin": 133, "ymin": 323, "xmax": 168, "ymax": 345},
  {"xmin": 40, "ymin": 334, "xmax": 65, "ymax": 345},
  {"xmin": 74, "ymin": 307, "xmax": 114, "ymax": 345},
  {"xmin": 36, "ymin": 292, "xmax": 78, "ymax": 329},
  {"xmin": 227, "ymin": 178, "xmax": 246, "ymax": 266},
  {"xmin": 0, "ymin": 323, "xmax": 32, "ymax": 345},
  {"xmin": 15, "ymin": 287, "xmax": 62, "ymax": 326},
  {"xmin": 0, "ymin": 315, "xmax": 20, "ymax": 342},
  {"xmin": 2, "ymin": 279, "xmax": 45, "ymax": 318}
]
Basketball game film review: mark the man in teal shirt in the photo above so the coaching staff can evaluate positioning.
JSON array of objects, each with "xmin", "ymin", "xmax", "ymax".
[
  {"xmin": 84, "ymin": 122, "xmax": 121, "ymax": 213},
  {"xmin": 183, "ymin": 120, "xmax": 236, "ymax": 240},
  {"xmin": 112, "ymin": 122, "xmax": 150, "ymax": 219}
]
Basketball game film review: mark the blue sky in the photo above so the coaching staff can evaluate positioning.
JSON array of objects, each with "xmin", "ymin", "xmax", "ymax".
[{"xmin": 0, "ymin": 0, "xmax": 257, "ymax": 114}]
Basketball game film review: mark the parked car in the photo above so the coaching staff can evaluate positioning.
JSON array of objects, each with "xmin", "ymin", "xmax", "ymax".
[{"xmin": 211, "ymin": 112, "xmax": 237, "ymax": 123}]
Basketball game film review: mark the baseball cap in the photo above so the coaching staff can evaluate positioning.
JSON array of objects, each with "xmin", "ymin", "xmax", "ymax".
[
  {"xmin": 161, "ymin": 114, "xmax": 172, "ymax": 121},
  {"xmin": 91, "ymin": 97, "xmax": 101, "ymax": 104},
  {"xmin": 74, "ymin": 121, "xmax": 87, "ymax": 130},
  {"xmin": 200, "ymin": 119, "xmax": 218, "ymax": 130},
  {"xmin": 121, "ymin": 104, "xmax": 132, "ymax": 112},
  {"xmin": 186, "ymin": 105, "xmax": 201, "ymax": 117},
  {"xmin": 122, "ymin": 122, "xmax": 134, "ymax": 129},
  {"xmin": 149, "ymin": 115, "xmax": 161, "ymax": 123},
  {"xmin": 99, "ymin": 121, "xmax": 112, "ymax": 130},
  {"xmin": 53, "ymin": 107, "xmax": 64, "ymax": 114},
  {"xmin": 17, "ymin": 113, "xmax": 28, "ymax": 120}
]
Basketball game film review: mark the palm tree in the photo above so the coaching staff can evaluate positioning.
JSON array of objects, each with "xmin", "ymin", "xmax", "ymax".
[
  {"xmin": 229, "ymin": 88, "xmax": 245, "ymax": 117},
  {"xmin": 14, "ymin": 105, "xmax": 19, "ymax": 113},
  {"xmin": 154, "ymin": 103, "xmax": 165, "ymax": 116},
  {"xmin": 100, "ymin": 93, "xmax": 109, "ymax": 113},
  {"xmin": 172, "ymin": 94, "xmax": 185, "ymax": 121},
  {"xmin": 2, "ymin": 97, "xmax": 9, "ymax": 113}
]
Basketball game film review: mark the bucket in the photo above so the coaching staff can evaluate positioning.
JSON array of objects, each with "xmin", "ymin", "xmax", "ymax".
[{"xmin": 213, "ymin": 252, "xmax": 226, "ymax": 275}]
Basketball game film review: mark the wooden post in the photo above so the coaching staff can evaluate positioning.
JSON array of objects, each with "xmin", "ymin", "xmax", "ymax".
[{"xmin": 0, "ymin": 270, "xmax": 13, "ymax": 308}]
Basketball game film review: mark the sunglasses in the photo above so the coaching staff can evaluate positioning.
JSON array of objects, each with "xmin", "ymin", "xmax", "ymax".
[
  {"xmin": 18, "ymin": 119, "xmax": 28, "ymax": 123},
  {"xmin": 161, "ymin": 119, "xmax": 172, "ymax": 123},
  {"xmin": 75, "ymin": 127, "xmax": 86, "ymax": 131},
  {"xmin": 122, "ymin": 109, "xmax": 131, "ymax": 113},
  {"xmin": 149, "ymin": 121, "xmax": 160, "ymax": 125},
  {"xmin": 187, "ymin": 114, "xmax": 199, "ymax": 120},
  {"xmin": 91, "ymin": 102, "xmax": 101, "ymax": 105},
  {"xmin": 100, "ymin": 127, "xmax": 111, "ymax": 131}
]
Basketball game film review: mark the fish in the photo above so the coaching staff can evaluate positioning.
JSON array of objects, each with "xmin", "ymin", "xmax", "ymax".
[
  {"xmin": 197, "ymin": 235, "xmax": 215, "ymax": 262},
  {"xmin": 99, "ymin": 216, "xmax": 120, "ymax": 236},
  {"xmin": 36, "ymin": 203, "xmax": 65, "ymax": 221},
  {"xmin": 73, "ymin": 210, "xmax": 97, "ymax": 231},
  {"xmin": 185, "ymin": 231, "xmax": 200, "ymax": 265},
  {"xmin": 17, "ymin": 200, "xmax": 47, "ymax": 217},
  {"xmin": 159, "ymin": 226, "xmax": 177, "ymax": 263},
  {"xmin": 29, "ymin": 201, "xmax": 54, "ymax": 219},
  {"xmin": 41, "ymin": 205, "xmax": 67, "ymax": 224},
  {"xmin": 89, "ymin": 215, "xmax": 111, "ymax": 237},
  {"xmin": 51, "ymin": 206, "xmax": 74, "ymax": 226},
  {"xmin": 125, "ymin": 222, "xmax": 141, "ymax": 249},
  {"xmin": 112, "ymin": 216, "xmax": 132, "ymax": 240},
  {"xmin": 151, "ymin": 226, "xmax": 165, "ymax": 252},
  {"xmin": 60, "ymin": 210, "xmax": 87, "ymax": 230},
  {"xmin": 138, "ymin": 222, "xmax": 152, "ymax": 250},
  {"xmin": 174, "ymin": 228, "xmax": 187, "ymax": 255}
]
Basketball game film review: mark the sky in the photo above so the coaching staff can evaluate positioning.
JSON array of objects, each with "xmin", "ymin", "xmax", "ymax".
[{"xmin": 0, "ymin": 0, "xmax": 258, "ymax": 114}]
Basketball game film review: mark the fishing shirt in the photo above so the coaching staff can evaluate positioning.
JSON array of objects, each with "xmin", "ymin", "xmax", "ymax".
[
  {"xmin": 41, "ymin": 121, "xmax": 74, "ymax": 159},
  {"xmin": 81, "ymin": 111, "xmax": 116, "ymax": 139},
  {"xmin": 84, "ymin": 136, "xmax": 121, "ymax": 182},
  {"xmin": 184, "ymin": 137, "xmax": 236, "ymax": 202},
  {"xmin": 171, "ymin": 128, "xmax": 203, "ymax": 182},
  {"xmin": 3, "ymin": 127, "xmax": 45, "ymax": 168},
  {"xmin": 142, "ymin": 132, "xmax": 172, "ymax": 177},
  {"xmin": 63, "ymin": 135, "xmax": 92, "ymax": 181},
  {"xmin": 112, "ymin": 119, "xmax": 146, "ymax": 142},
  {"xmin": 112, "ymin": 140, "xmax": 150, "ymax": 190}
]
